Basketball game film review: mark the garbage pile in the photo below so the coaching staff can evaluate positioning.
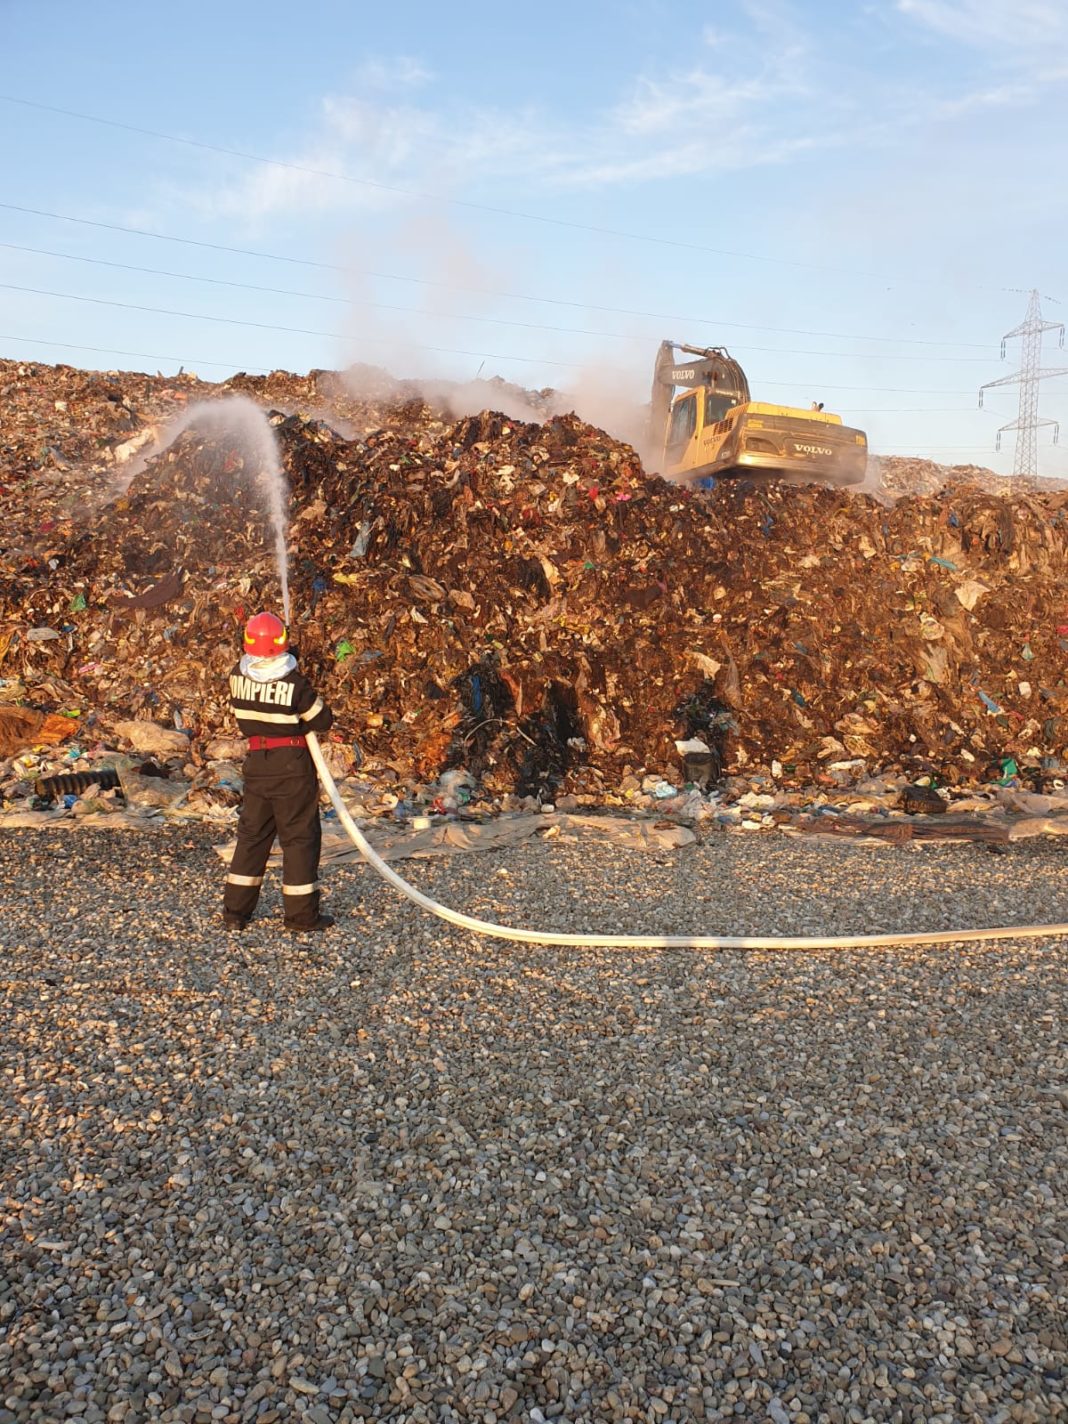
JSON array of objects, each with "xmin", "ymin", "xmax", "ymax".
[
  {"xmin": 4, "ymin": 357, "xmax": 1068, "ymax": 814},
  {"xmin": 871, "ymin": 455, "xmax": 1067, "ymax": 503},
  {"xmin": 0, "ymin": 361, "xmax": 205, "ymax": 569}
]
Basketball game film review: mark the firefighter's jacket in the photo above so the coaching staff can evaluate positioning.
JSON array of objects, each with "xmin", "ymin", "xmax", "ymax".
[{"xmin": 228, "ymin": 652, "xmax": 334, "ymax": 739}]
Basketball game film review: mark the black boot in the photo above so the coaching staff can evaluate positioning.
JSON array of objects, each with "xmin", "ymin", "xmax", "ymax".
[
  {"xmin": 286, "ymin": 913, "xmax": 335, "ymax": 934},
  {"xmin": 283, "ymin": 887, "xmax": 333, "ymax": 933}
]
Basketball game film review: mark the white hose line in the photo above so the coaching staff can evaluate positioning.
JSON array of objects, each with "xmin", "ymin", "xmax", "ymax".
[{"xmin": 307, "ymin": 733, "xmax": 1068, "ymax": 951}]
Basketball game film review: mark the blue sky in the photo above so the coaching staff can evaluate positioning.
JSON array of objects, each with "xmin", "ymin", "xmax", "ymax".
[{"xmin": 3, "ymin": 0, "xmax": 1067, "ymax": 472}]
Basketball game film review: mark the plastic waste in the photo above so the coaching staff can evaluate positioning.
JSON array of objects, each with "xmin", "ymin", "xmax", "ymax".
[
  {"xmin": 989, "ymin": 756, "xmax": 1019, "ymax": 786},
  {"xmin": 439, "ymin": 768, "xmax": 475, "ymax": 796},
  {"xmin": 117, "ymin": 767, "xmax": 190, "ymax": 810},
  {"xmin": 111, "ymin": 720, "xmax": 191, "ymax": 758},
  {"xmin": 10, "ymin": 358, "xmax": 1068, "ymax": 803}
]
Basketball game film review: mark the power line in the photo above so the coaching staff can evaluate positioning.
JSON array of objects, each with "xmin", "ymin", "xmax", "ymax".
[
  {"xmin": 839, "ymin": 406, "xmax": 998, "ymax": 414},
  {"xmin": 0, "ymin": 241, "xmax": 998, "ymax": 364},
  {"xmin": 876, "ymin": 447, "xmax": 1008, "ymax": 454},
  {"xmin": 0, "ymin": 202, "xmax": 997, "ymax": 352},
  {"xmin": 0, "ymin": 242, "xmax": 641, "ymax": 344},
  {"xmin": 0, "ymin": 94, "xmax": 1029, "ymax": 297},
  {"xmin": 0, "ymin": 338, "xmax": 1023, "ymax": 422},
  {"xmin": 3, "ymin": 284, "xmax": 1019, "ymax": 395},
  {"xmin": 0, "ymin": 333, "xmax": 270, "ymax": 371},
  {"xmin": 0, "ymin": 283, "xmax": 590, "ymax": 368}
]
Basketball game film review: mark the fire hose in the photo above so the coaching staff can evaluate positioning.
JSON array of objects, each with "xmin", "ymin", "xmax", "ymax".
[{"xmin": 306, "ymin": 733, "xmax": 1068, "ymax": 951}]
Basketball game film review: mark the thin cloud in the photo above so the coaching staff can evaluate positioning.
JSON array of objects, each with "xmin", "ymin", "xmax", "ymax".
[
  {"xmin": 171, "ymin": 93, "xmax": 548, "ymax": 224},
  {"xmin": 567, "ymin": 131, "xmax": 836, "ymax": 188},
  {"xmin": 931, "ymin": 82, "xmax": 1033, "ymax": 118},
  {"xmin": 148, "ymin": 5, "xmax": 825, "ymax": 225},
  {"xmin": 896, "ymin": 0, "xmax": 1067, "ymax": 48},
  {"xmin": 351, "ymin": 55, "xmax": 433, "ymax": 90},
  {"xmin": 615, "ymin": 69, "xmax": 780, "ymax": 138},
  {"xmin": 147, "ymin": 1, "xmax": 1066, "ymax": 228}
]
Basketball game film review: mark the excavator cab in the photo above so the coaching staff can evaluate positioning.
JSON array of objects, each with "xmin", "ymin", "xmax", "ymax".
[
  {"xmin": 665, "ymin": 391, "xmax": 698, "ymax": 464},
  {"xmin": 651, "ymin": 340, "xmax": 867, "ymax": 488},
  {"xmin": 666, "ymin": 389, "xmax": 739, "ymax": 461}
]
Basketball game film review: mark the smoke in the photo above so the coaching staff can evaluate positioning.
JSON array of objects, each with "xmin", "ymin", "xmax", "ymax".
[
  {"xmin": 340, "ymin": 359, "xmax": 655, "ymax": 463},
  {"xmin": 848, "ymin": 454, "xmax": 895, "ymax": 505},
  {"xmin": 332, "ymin": 211, "xmax": 656, "ymax": 458},
  {"xmin": 551, "ymin": 362, "xmax": 651, "ymax": 456},
  {"xmin": 333, "ymin": 206, "xmax": 523, "ymax": 385}
]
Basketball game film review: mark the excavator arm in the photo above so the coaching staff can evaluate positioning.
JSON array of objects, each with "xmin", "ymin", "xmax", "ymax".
[{"xmin": 651, "ymin": 341, "xmax": 750, "ymax": 421}]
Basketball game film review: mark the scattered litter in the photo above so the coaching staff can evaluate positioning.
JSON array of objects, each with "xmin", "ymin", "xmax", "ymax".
[
  {"xmin": 111, "ymin": 720, "xmax": 191, "ymax": 759},
  {"xmin": 6, "ymin": 356, "xmax": 1068, "ymax": 817}
]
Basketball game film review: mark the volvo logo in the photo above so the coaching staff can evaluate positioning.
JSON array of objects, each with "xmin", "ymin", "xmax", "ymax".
[{"xmin": 795, "ymin": 444, "xmax": 833, "ymax": 456}]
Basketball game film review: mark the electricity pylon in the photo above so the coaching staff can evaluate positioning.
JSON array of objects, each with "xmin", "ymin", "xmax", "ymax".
[{"xmin": 979, "ymin": 289, "xmax": 1067, "ymax": 477}]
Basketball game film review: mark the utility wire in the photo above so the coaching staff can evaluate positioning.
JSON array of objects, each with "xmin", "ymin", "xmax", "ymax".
[
  {"xmin": 0, "ymin": 338, "xmax": 1014, "ymax": 421},
  {"xmin": 839, "ymin": 406, "xmax": 998, "ymax": 414},
  {"xmin": 0, "ymin": 242, "xmax": 647, "ymax": 343},
  {"xmin": 879, "ymin": 447, "xmax": 1005, "ymax": 454},
  {"xmin": 0, "ymin": 241, "xmax": 996, "ymax": 364},
  {"xmin": 0, "ymin": 337, "xmax": 1012, "ymax": 455},
  {"xmin": 0, "ymin": 283, "xmax": 588, "ymax": 368},
  {"xmin": 4, "ymin": 94, "xmax": 1015, "ymax": 289},
  {"xmin": 4, "ymin": 283, "xmax": 1026, "ymax": 395},
  {"xmin": 0, "ymin": 333, "xmax": 270, "ymax": 371},
  {"xmin": 0, "ymin": 201, "xmax": 1008, "ymax": 350}
]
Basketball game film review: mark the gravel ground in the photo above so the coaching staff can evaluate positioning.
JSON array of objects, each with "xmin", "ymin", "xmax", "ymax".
[{"xmin": 1, "ymin": 825, "xmax": 1065, "ymax": 1424}]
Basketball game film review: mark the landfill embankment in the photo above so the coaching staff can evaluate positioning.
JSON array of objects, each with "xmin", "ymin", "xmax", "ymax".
[
  {"xmin": 0, "ymin": 824, "xmax": 1064, "ymax": 1422},
  {"xmin": 4, "ymin": 357, "xmax": 1068, "ymax": 829}
]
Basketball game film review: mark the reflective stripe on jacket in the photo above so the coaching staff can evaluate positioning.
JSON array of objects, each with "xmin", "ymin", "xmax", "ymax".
[{"xmin": 228, "ymin": 661, "xmax": 333, "ymax": 740}]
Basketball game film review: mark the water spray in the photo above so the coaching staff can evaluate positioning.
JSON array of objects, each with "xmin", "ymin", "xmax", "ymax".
[{"xmin": 119, "ymin": 395, "xmax": 291, "ymax": 621}]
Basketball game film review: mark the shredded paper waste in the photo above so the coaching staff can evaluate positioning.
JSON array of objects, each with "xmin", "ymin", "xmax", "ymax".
[{"xmin": 5, "ymin": 356, "xmax": 1068, "ymax": 847}]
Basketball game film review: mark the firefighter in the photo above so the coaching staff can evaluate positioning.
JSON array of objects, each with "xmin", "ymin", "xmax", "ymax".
[{"xmin": 223, "ymin": 611, "xmax": 335, "ymax": 933}]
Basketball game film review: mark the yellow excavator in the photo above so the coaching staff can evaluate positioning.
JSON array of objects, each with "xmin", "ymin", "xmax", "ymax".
[{"xmin": 650, "ymin": 340, "xmax": 868, "ymax": 488}]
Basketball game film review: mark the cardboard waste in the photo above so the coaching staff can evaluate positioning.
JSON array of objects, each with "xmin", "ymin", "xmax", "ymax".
[{"xmin": 5, "ymin": 356, "xmax": 1068, "ymax": 839}]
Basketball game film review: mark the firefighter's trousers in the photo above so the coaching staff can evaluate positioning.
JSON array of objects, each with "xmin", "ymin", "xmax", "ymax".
[{"xmin": 224, "ymin": 747, "xmax": 323, "ymax": 928}]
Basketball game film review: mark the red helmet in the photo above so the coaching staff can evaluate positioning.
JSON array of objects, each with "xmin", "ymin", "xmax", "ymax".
[{"xmin": 243, "ymin": 611, "xmax": 289, "ymax": 657}]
